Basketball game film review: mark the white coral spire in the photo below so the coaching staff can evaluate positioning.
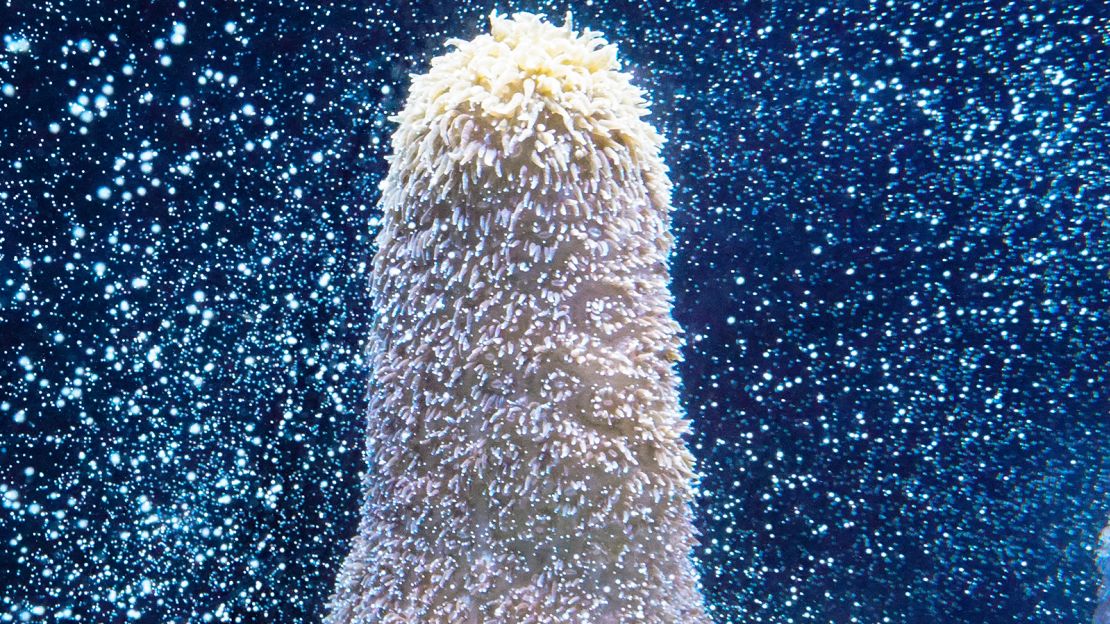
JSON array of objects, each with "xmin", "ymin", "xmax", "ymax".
[{"xmin": 327, "ymin": 12, "xmax": 711, "ymax": 623}]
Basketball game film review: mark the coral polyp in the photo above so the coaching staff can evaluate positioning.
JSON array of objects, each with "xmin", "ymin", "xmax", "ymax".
[{"xmin": 326, "ymin": 11, "xmax": 710, "ymax": 624}]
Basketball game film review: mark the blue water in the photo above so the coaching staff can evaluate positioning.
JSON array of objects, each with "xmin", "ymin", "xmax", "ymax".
[{"xmin": 0, "ymin": 1, "xmax": 1106, "ymax": 622}]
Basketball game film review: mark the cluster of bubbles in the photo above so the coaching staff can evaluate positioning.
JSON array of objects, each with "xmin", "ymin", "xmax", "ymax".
[{"xmin": 0, "ymin": 1, "xmax": 1105, "ymax": 622}]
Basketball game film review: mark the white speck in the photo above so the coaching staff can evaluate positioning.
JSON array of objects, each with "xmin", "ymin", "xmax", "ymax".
[
  {"xmin": 4, "ymin": 35, "xmax": 30, "ymax": 54},
  {"xmin": 96, "ymin": 187, "xmax": 112, "ymax": 200},
  {"xmin": 170, "ymin": 22, "xmax": 186, "ymax": 46}
]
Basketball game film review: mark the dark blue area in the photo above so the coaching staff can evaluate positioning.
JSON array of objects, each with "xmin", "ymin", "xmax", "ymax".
[{"xmin": 0, "ymin": 1, "xmax": 1105, "ymax": 622}]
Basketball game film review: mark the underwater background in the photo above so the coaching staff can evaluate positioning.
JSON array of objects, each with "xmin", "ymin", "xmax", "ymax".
[{"xmin": 1, "ymin": 0, "xmax": 1106, "ymax": 622}]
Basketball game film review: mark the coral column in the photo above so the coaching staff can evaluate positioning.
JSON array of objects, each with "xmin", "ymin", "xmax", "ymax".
[{"xmin": 327, "ymin": 12, "xmax": 710, "ymax": 624}]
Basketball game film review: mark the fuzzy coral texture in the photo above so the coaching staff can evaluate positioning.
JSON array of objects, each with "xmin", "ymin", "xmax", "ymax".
[{"xmin": 327, "ymin": 11, "xmax": 711, "ymax": 624}]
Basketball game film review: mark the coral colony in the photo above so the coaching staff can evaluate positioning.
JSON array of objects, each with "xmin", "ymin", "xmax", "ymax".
[
  {"xmin": 327, "ymin": 13, "xmax": 710, "ymax": 623},
  {"xmin": 2, "ymin": 3, "xmax": 1105, "ymax": 623}
]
